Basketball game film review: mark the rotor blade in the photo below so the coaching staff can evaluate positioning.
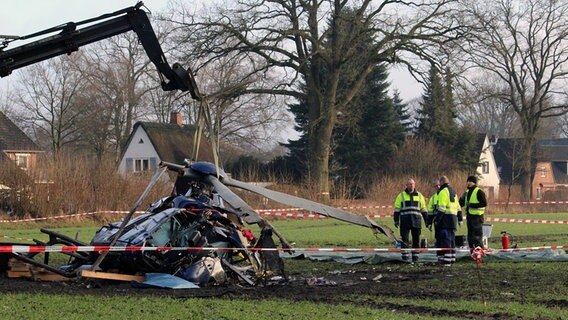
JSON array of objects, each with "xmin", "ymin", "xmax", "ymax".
[
  {"xmin": 204, "ymin": 174, "xmax": 294, "ymax": 249},
  {"xmin": 223, "ymin": 178, "xmax": 397, "ymax": 240},
  {"xmin": 203, "ymin": 175, "xmax": 263, "ymax": 224}
]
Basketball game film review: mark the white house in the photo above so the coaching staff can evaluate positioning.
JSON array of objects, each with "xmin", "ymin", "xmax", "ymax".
[
  {"xmin": 475, "ymin": 134, "xmax": 500, "ymax": 200},
  {"xmin": 118, "ymin": 112, "xmax": 213, "ymax": 176}
]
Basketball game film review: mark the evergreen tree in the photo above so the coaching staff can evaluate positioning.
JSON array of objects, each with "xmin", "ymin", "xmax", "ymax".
[
  {"xmin": 280, "ymin": 9, "xmax": 405, "ymax": 190},
  {"xmin": 392, "ymin": 90, "xmax": 413, "ymax": 134},
  {"xmin": 281, "ymin": 64, "xmax": 406, "ymax": 189},
  {"xmin": 332, "ymin": 64, "xmax": 405, "ymax": 192},
  {"xmin": 416, "ymin": 65, "xmax": 478, "ymax": 171},
  {"xmin": 277, "ymin": 90, "xmax": 310, "ymax": 182},
  {"xmin": 416, "ymin": 65, "xmax": 454, "ymax": 144}
]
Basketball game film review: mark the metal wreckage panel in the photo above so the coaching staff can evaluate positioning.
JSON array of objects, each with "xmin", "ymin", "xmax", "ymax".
[
  {"xmin": 3, "ymin": 161, "xmax": 392, "ymax": 287},
  {"xmin": 8, "ymin": 194, "xmax": 287, "ymax": 287}
]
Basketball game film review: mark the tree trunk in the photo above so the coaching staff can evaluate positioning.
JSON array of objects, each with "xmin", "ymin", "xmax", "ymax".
[
  {"xmin": 519, "ymin": 137, "xmax": 535, "ymax": 201},
  {"xmin": 519, "ymin": 117, "xmax": 538, "ymax": 200},
  {"xmin": 309, "ymin": 112, "xmax": 335, "ymax": 201},
  {"xmin": 306, "ymin": 87, "xmax": 337, "ymax": 201}
]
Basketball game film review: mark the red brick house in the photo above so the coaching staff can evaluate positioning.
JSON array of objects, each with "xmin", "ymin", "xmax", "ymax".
[{"xmin": 532, "ymin": 139, "xmax": 568, "ymax": 200}]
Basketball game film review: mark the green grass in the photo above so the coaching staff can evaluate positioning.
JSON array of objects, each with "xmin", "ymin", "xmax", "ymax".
[
  {"xmin": 0, "ymin": 225, "xmax": 100, "ymax": 244},
  {"xmin": 0, "ymin": 295, "xmax": 411, "ymax": 320},
  {"xmin": 362, "ymin": 295, "xmax": 567, "ymax": 320},
  {"xmin": 2, "ymin": 212, "xmax": 567, "ymax": 248},
  {"xmin": 0, "ymin": 216, "xmax": 567, "ymax": 320},
  {"xmin": 269, "ymin": 212, "xmax": 568, "ymax": 248}
]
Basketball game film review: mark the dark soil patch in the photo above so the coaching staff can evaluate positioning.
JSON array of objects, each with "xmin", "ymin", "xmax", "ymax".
[{"xmin": 2, "ymin": 260, "xmax": 566, "ymax": 319}]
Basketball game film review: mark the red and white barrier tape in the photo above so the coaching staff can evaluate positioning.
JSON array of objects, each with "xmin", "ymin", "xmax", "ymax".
[
  {"xmin": 0, "ymin": 211, "xmax": 97, "ymax": 223},
  {"xmin": 2, "ymin": 200, "xmax": 567, "ymax": 224},
  {"xmin": 256, "ymin": 208, "xmax": 304, "ymax": 212},
  {"xmin": 484, "ymin": 217, "xmax": 568, "ymax": 225},
  {"xmin": 0, "ymin": 244, "xmax": 566, "ymax": 254},
  {"xmin": 492, "ymin": 200, "xmax": 568, "ymax": 205},
  {"xmin": 0, "ymin": 211, "xmax": 145, "ymax": 223},
  {"xmin": 259, "ymin": 211, "xmax": 568, "ymax": 225},
  {"xmin": 262, "ymin": 201, "xmax": 568, "ymax": 211},
  {"xmin": 1, "ymin": 209, "xmax": 567, "ymax": 225}
]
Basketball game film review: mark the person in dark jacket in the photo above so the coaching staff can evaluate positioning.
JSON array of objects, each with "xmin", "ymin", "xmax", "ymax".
[
  {"xmin": 393, "ymin": 178, "xmax": 428, "ymax": 263},
  {"xmin": 459, "ymin": 175, "xmax": 488, "ymax": 252}
]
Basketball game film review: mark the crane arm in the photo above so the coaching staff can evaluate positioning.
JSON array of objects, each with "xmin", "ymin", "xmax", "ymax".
[{"xmin": 0, "ymin": 2, "xmax": 200, "ymax": 100}]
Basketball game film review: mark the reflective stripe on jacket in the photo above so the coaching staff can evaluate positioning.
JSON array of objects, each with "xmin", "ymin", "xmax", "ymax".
[
  {"xmin": 394, "ymin": 190, "xmax": 427, "ymax": 228},
  {"xmin": 435, "ymin": 185, "xmax": 462, "ymax": 229}
]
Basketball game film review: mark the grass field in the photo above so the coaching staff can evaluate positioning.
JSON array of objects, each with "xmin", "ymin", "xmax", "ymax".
[
  {"xmin": 2, "ymin": 212, "xmax": 567, "ymax": 248},
  {"xmin": 270, "ymin": 212, "xmax": 568, "ymax": 248},
  {"xmin": 0, "ymin": 213, "xmax": 567, "ymax": 319}
]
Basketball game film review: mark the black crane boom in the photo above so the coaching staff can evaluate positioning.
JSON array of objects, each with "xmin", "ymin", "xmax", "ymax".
[{"xmin": 0, "ymin": 2, "xmax": 200, "ymax": 100}]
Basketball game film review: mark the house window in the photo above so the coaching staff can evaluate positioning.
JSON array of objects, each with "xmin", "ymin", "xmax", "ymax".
[
  {"xmin": 540, "ymin": 167, "xmax": 547, "ymax": 177},
  {"xmin": 134, "ymin": 159, "xmax": 150, "ymax": 172},
  {"xmin": 15, "ymin": 153, "xmax": 30, "ymax": 170},
  {"xmin": 125, "ymin": 157, "xmax": 157, "ymax": 174},
  {"xmin": 481, "ymin": 161, "xmax": 489, "ymax": 174}
]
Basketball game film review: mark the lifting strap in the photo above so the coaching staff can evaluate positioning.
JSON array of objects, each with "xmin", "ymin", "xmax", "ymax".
[{"xmin": 192, "ymin": 96, "xmax": 222, "ymax": 178}]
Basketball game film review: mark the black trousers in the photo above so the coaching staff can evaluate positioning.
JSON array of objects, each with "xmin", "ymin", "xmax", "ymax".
[
  {"xmin": 467, "ymin": 214, "xmax": 484, "ymax": 249},
  {"xmin": 400, "ymin": 226, "xmax": 421, "ymax": 261},
  {"xmin": 437, "ymin": 228, "xmax": 456, "ymax": 264}
]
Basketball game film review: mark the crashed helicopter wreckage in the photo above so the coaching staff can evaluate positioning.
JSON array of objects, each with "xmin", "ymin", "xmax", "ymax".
[
  {"xmin": 6, "ymin": 160, "xmax": 397, "ymax": 287},
  {"xmin": 0, "ymin": 2, "xmax": 396, "ymax": 287}
]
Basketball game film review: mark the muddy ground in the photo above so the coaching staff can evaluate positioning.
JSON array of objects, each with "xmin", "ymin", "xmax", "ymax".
[{"xmin": 1, "ymin": 259, "xmax": 567, "ymax": 319}]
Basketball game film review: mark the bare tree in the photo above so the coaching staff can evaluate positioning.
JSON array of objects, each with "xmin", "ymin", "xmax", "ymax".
[
  {"xmin": 0, "ymin": 87, "xmax": 12, "ymax": 115},
  {"xmin": 79, "ymin": 32, "xmax": 157, "ymax": 159},
  {"xmin": 500, "ymin": 139, "xmax": 525, "ymax": 204},
  {"xmin": 460, "ymin": 0, "xmax": 568, "ymax": 199},
  {"xmin": 72, "ymin": 85, "xmax": 116, "ymax": 160},
  {"xmin": 12, "ymin": 55, "xmax": 86, "ymax": 154},
  {"xmin": 146, "ymin": 89, "xmax": 187, "ymax": 123},
  {"xmin": 560, "ymin": 113, "xmax": 568, "ymax": 138},
  {"xmin": 457, "ymin": 73, "xmax": 522, "ymax": 138},
  {"xmin": 141, "ymin": 18, "xmax": 191, "ymax": 124},
  {"xmin": 197, "ymin": 53, "xmax": 290, "ymax": 153},
  {"xmin": 167, "ymin": 0, "xmax": 464, "ymax": 197}
]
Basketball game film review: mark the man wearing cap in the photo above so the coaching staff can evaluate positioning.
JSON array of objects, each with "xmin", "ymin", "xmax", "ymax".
[{"xmin": 459, "ymin": 175, "xmax": 488, "ymax": 251}]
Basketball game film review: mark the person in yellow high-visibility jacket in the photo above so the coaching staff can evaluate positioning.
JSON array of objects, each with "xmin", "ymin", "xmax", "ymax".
[
  {"xmin": 426, "ymin": 180, "xmax": 440, "ymax": 261},
  {"xmin": 434, "ymin": 176, "xmax": 463, "ymax": 266},
  {"xmin": 459, "ymin": 176, "xmax": 487, "ymax": 252},
  {"xmin": 393, "ymin": 178, "xmax": 428, "ymax": 263}
]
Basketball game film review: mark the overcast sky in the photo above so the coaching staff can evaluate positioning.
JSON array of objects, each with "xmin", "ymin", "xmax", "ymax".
[{"xmin": 0, "ymin": 0, "xmax": 421, "ymax": 101}]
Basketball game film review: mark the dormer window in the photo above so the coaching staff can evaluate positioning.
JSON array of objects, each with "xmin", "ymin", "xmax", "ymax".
[
  {"xmin": 15, "ymin": 153, "xmax": 30, "ymax": 170},
  {"xmin": 134, "ymin": 159, "xmax": 150, "ymax": 172},
  {"xmin": 124, "ymin": 157, "xmax": 157, "ymax": 174}
]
